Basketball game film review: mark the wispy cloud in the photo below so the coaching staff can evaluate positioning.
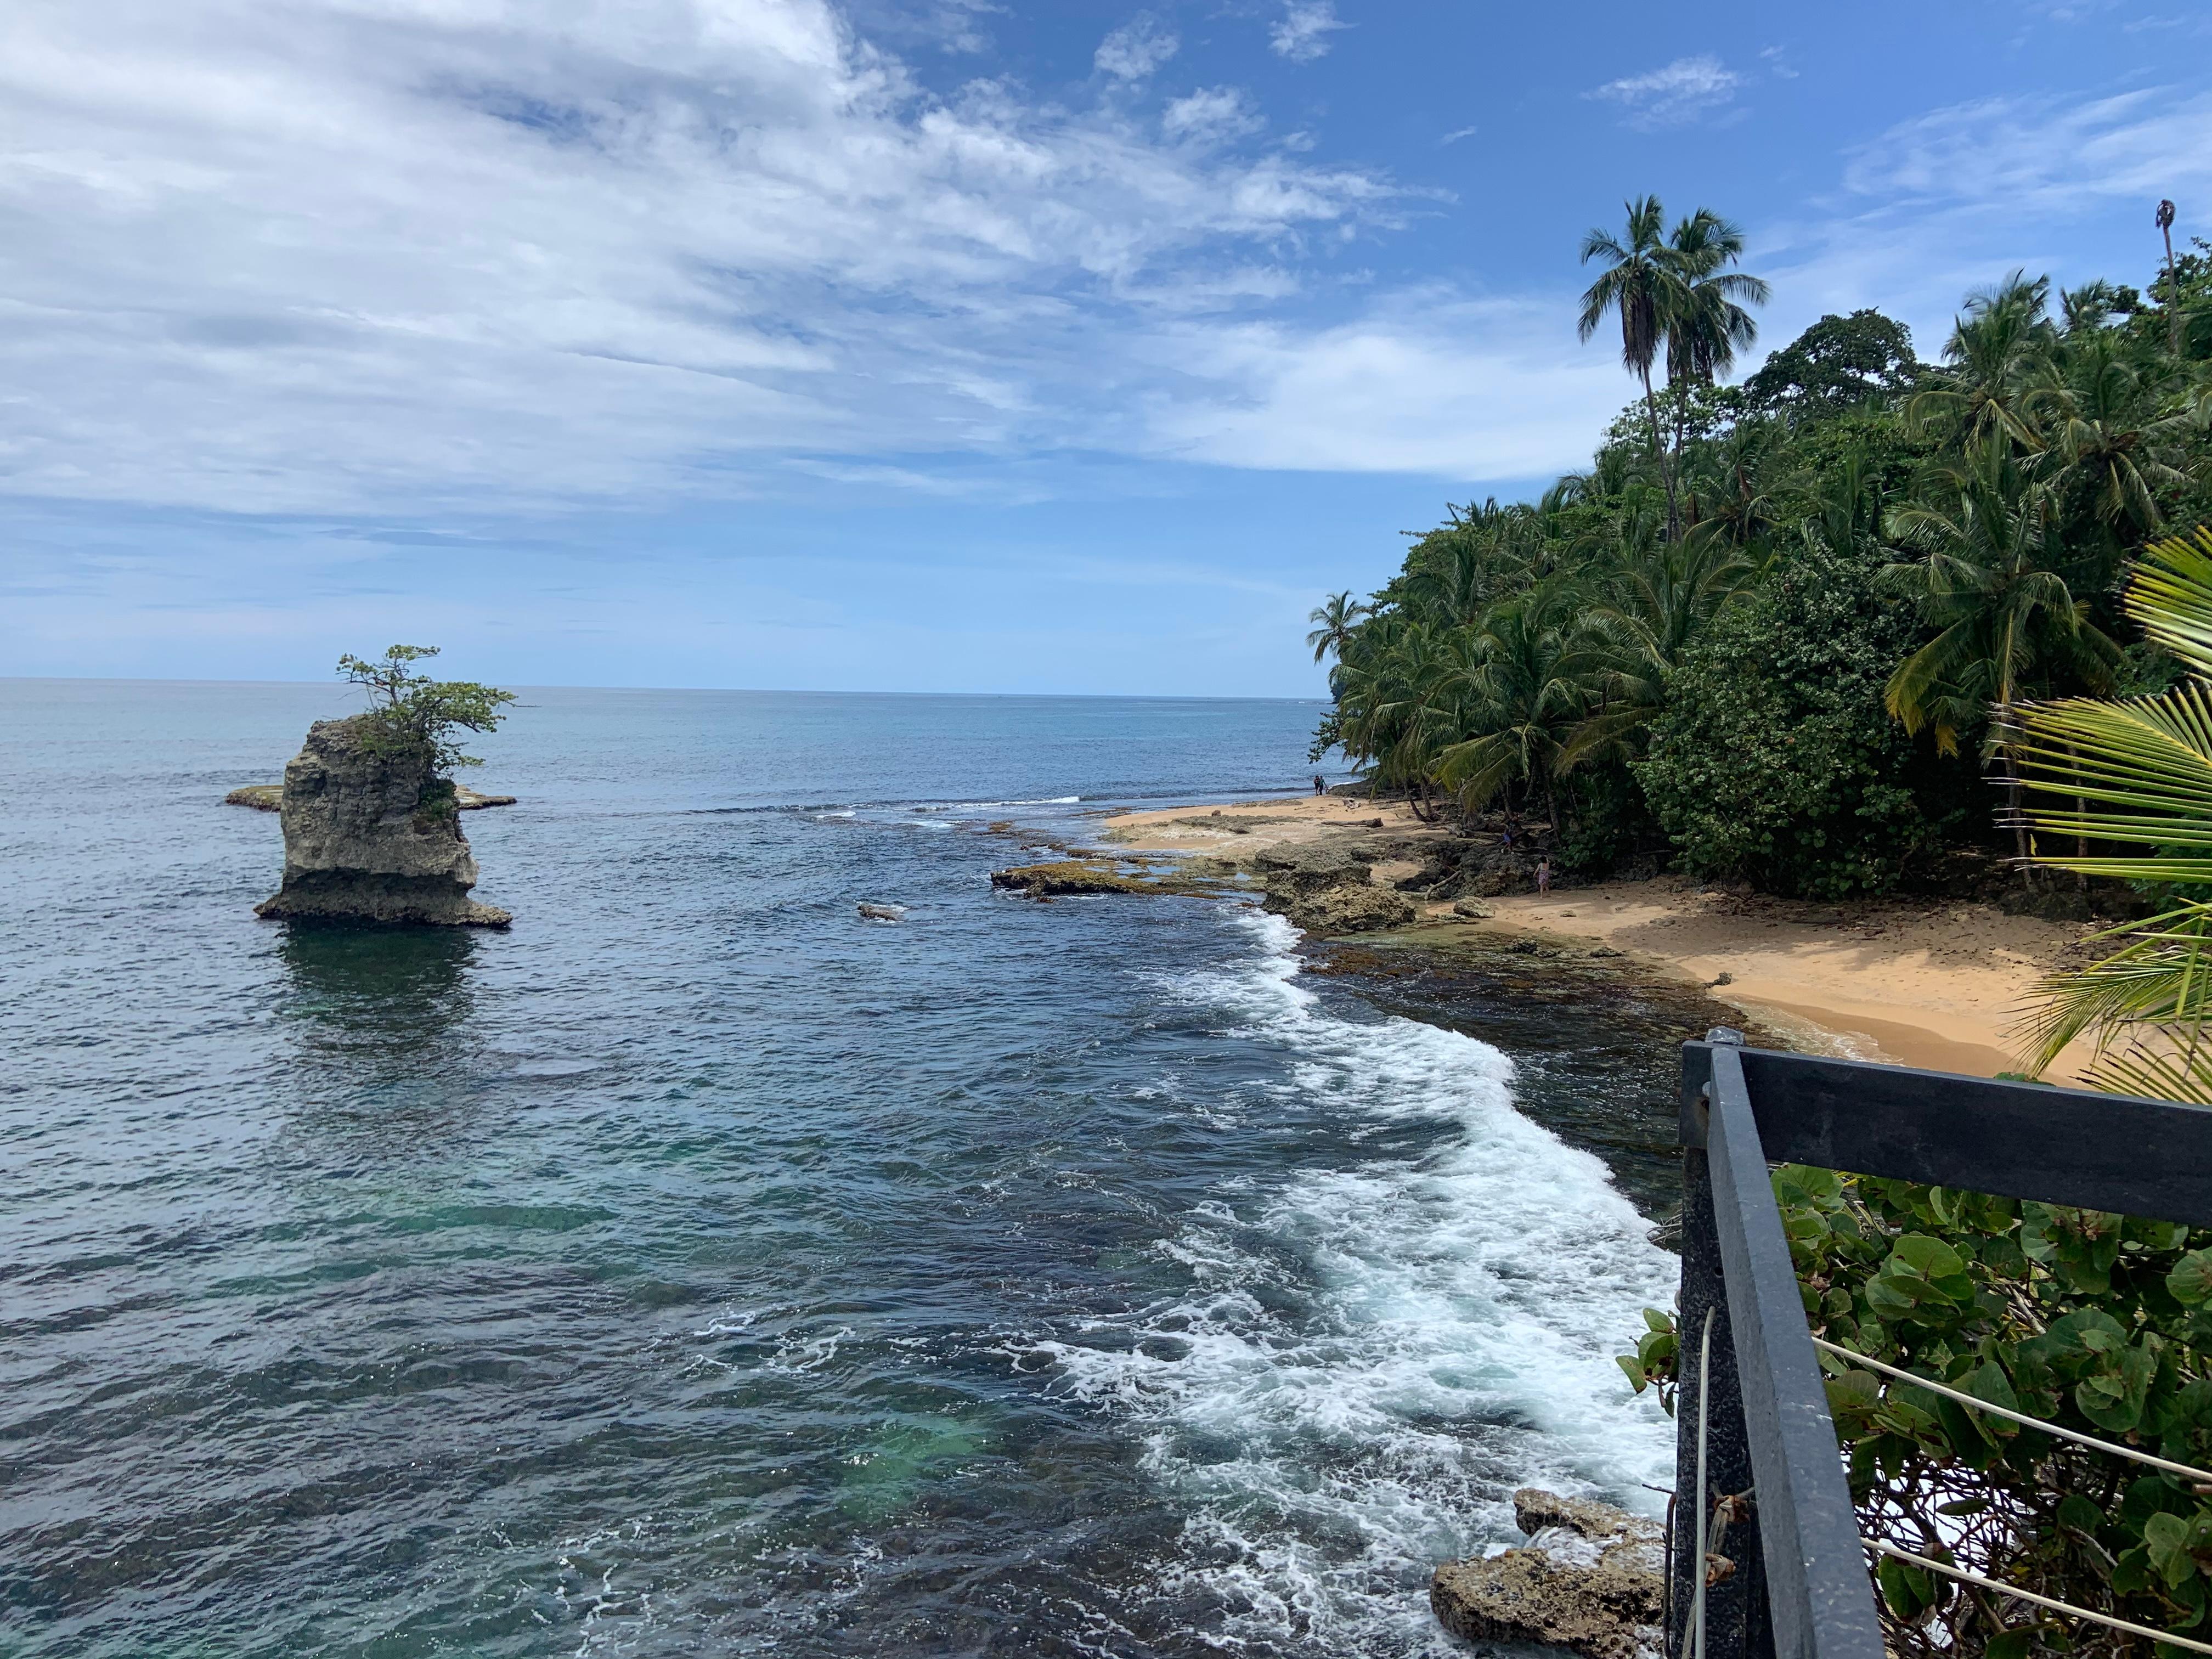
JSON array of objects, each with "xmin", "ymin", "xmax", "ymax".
[
  {"xmin": 1163, "ymin": 87, "xmax": 1266, "ymax": 144},
  {"xmin": 1439, "ymin": 125, "xmax": 1480, "ymax": 145},
  {"xmin": 1269, "ymin": 1, "xmax": 1348, "ymax": 63},
  {"xmin": 1095, "ymin": 13, "xmax": 1179, "ymax": 81},
  {"xmin": 1587, "ymin": 55, "xmax": 1742, "ymax": 129},
  {"xmin": 0, "ymin": 0, "xmax": 1406, "ymax": 514},
  {"xmin": 1759, "ymin": 46, "xmax": 1798, "ymax": 81}
]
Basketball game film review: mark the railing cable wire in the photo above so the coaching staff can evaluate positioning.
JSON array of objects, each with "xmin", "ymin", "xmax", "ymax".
[
  {"xmin": 1809, "ymin": 1336, "xmax": 2212, "ymax": 1487},
  {"xmin": 1863, "ymin": 1540, "xmax": 2212, "ymax": 1656}
]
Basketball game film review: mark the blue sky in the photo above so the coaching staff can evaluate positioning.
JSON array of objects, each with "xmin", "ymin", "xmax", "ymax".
[{"xmin": 5, "ymin": 0, "xmax": 2209, "ymax": 695}]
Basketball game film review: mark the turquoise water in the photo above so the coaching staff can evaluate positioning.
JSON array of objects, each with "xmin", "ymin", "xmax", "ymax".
[{"xmin": 1, "ymin": 680, "xmax": 1676, "ymax": 1657}]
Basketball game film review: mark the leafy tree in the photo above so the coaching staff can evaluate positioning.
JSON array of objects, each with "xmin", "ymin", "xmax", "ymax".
[
  {"xmin": 1579, "ymin": 196, "xmax": 1680, "ymax": 520},
  {"xmin": 1743, "ymin": 309, "xmax": 1921, "ymax": 421},
  {"xmin": 1661, "ymin": 207, "xmax": 1770, "ymax": 388},
  {"xmin": 1637, "ymin": 538, "xmax": 1945, "ymax": 898},
  {"xmin": 1881, "ymin": 441, "xmax": 2121, "ymax": 865},
  {"xmin": 337, "ymin": 645, "xmax": 516, "ymax": 776}
]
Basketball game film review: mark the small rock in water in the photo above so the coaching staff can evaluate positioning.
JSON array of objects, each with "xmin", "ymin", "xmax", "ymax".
[
  {"xmin": 1431, "ymin": 1488, "xmax": 1664, "ymax": 1659},
  {"xmin": 857, "ymin": 902, "xmax": 905, "ymax": 922}
]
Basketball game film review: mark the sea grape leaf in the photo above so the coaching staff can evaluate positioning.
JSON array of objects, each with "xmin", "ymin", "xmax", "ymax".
[{"xmin": 2169, "ymin": 1250, "xmax": 2212, "ymax": 1308}]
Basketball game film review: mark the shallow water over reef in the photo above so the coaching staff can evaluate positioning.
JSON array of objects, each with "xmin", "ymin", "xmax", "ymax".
[{"xmin": 3, "ymin": 680, "xmax": 1684, "ymax": 1658}]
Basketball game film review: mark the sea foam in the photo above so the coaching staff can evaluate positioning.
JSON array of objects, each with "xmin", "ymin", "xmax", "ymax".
[{"xmin": 1033, "ymin": 909, "xmax": 1677, "ymax": 1654}]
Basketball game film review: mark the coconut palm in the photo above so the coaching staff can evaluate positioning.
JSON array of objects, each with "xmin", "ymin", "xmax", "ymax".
[
  {"xmin": 1432, "ymin": 578, "xmax": 1612, "ymax": 828},
  {"xmin": 1882, "ymin": 439, "xmax": 2121, "ymax": 862},
  {"xmin": 1306, "ymin": 591, "xmax": 1369, "ymax": 664},
  {"xmin": 2033, "ymin": 330, "xmax": 2190, "ymax": 548},
  {"xmin": 1662, "ymin": 209, "xmax": 1770, "ymax": 387},
  {"xmin": 1906, "ymin": 270, "xmax": 2056, "ymax": 453},
  {"xmin": 1579, "ymin": 196, "xmax": 1679, "ymax": 525},
  {"xmin": 2016, "ymin": 528, "xmax": 2212, "ymax": 1099}
]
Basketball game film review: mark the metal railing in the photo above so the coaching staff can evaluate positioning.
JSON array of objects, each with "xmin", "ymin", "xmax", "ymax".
[{"xmin": 1671, "ymin": 1032, "xmax": 2212, "ymax": 1659}]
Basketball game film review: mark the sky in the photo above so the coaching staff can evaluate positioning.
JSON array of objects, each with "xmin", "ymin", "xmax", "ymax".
[{"xmin": 5, "ymin": 0, "xmax": 2210, "ymax": 696}]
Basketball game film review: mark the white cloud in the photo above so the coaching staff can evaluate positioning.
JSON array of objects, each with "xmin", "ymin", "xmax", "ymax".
[
  {"xmin": 1269, "ymin": 1, "xmax": 1347, "ymax": 63},
  {"xmin": 1587, "ymin": 55, "xmax": 1742, "ymax": 129},
  {"xmin": 0, "ymin": 0, "xmax": 1404, "ymax": 514},
  {"xmin": 1142, "ymin": 296, "xmax": 1627, "ymax": 479},
  {"xmin": 1439, "ymin": 125, "xmax": 1479, "ymax": 145},
  {"xmin": 1094, "ymin": 13, "xmax": 1178, "ymax": 80},
  {"xmin": 1838, "ymin": 87, "xmax": 2212, "ymax": 212},
  {"xmin": 1759, "ymin": 46, "xmax": 1798, "ymax": 81},
  {"xmin": 1162, "ymin": 87, "xmax": 1265, "ymax": 144}
]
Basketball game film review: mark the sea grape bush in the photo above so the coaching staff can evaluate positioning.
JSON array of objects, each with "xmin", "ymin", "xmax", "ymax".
[{"xmin": 1621, "ymin": 1167, "xmax": 2212, "ymax": 1659}]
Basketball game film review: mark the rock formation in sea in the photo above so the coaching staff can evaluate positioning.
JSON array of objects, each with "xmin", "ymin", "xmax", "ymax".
[
  {"xmin": 1430, "ymin": 1488, "xmax": 1665, "ymax": 1659},
  {"xmin": 253, "ymin": 715, "xmax": 511, "ymax": 927},
  {"xmin": 1250, "ymin": 847, "xmax": 1416, "ymax": 935}
]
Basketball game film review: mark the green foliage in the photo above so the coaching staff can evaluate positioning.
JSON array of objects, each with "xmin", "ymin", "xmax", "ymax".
[
  {"xmin": 1789, "ymin": 1166, "xmax": 2212, "ymax": 1658},
  {"xmin": 1623, "ymin": 1167, "xmax": 2212, "ymax": 1658},
  {"xmin": 1636, "ymin": 540, "xmax": 1946, "ymax": 898},
  {"xmin": 1309, "ymin": 206, "xmax": 2212, "ymax": 900},
  {"xmin": 336, "ymin": 644, "xmax": 516, "ymax": 775},
  {"xmin": 1744, "ymin": 308, "xmax": 1922, "ymax": 421},
  {"xmin": 2015, "ymin": 530, "xmax": 2212, "ymax": 1099}
]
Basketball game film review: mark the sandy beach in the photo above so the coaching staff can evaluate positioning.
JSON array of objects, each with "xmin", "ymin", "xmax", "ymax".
[{"xmin": 1105, "ymin": 794, "xmax": 2097, "ymax": 1081}]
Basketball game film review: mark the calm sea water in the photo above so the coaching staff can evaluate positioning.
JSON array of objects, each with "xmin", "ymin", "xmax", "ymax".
[{"xmin": 1, "ymin": 680, "xmax": 1677, "ymax": 1658}]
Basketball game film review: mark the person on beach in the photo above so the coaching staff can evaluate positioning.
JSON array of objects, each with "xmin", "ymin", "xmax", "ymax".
[
  {"xmin": 1312, "ymin": 773, "xmax": 1326, "ymax": 795},
  {"xmin": 1535, "ymin": 858, "xmax": 1551, "ymax": 894}
]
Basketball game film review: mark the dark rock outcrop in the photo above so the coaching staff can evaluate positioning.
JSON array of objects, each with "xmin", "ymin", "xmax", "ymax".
[
  {"xmin": 227, "ymin": 781, "xmax": 515, "ymax": 812},
  {"xmin": 254, "ymin": 716, "xmax": 510, "ymax": 927},
  {"xmin": 1431, "ymin": 1487, "xmax": 1664, "ymax": 1659},
  {"xmin": 1251, "ymin": 848, "xmax": 1415, "ymax": 936}
]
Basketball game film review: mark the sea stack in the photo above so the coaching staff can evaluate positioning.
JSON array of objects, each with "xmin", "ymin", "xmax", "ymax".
[{"xmin": 254, "ymin": 715, "xmax": 511, "ymax": 927}]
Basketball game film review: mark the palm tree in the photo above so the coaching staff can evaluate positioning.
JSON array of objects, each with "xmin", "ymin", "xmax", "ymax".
[
  {"xmin": 1432, "ymin": 578, "xmax": 1611, "ymax": 830},
  {"xmin": 1906, "ymin": 270, "xmax": 2055, "ymax": 453},
  {"xmin": 1662, "ymin": 209, "xmax": 1770, "ymax": 387},
  {"xmin": 1306, "ymin": 591, "xmax": 1369, "ymax": 664},
  {"xmin": 1579, "ymin": 196, "xmax": 1679, "ymax": 529},
  {"xmin": 2033, "ymin": 330, "xmax": 2188, "ymax": 552},
  {"xmin": 1882, "ymin": 439, "xmax": 2121, "ymax": 865},
  {"xmin": 2016, "ymin": 528, "xmax": 2212, "ymax": 1099}
]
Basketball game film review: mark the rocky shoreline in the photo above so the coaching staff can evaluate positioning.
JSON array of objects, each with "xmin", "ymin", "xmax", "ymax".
[{"xmin": 1432, "ymin": 1489, "xmax": 1666, "ymax": 1659}]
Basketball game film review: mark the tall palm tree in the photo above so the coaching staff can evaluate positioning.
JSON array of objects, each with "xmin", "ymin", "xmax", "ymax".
[
  {"xmin": 1306, "ymin": 591, "xmax": 1369, "ymax": 664},
  {"xmin": 2016, "ymin": 528, "xmax": 2212, "ymax": 1099},
  {"xmin": 1662, "ymin": 209, "xmax": 1770, "ymax": 387},
  {"xmin": 2033, "ymin": 330, "xmax": 2188, "ymax": 551},
  {"xmin": 1579, "ymin": 196, "xmax": 1679, "ymax": 531}
]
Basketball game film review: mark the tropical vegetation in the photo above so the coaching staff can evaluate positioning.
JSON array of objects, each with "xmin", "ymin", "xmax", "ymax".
[
  {"xmin": 338, "ymin": 644, "xmax": 515, "ymax": 777},
  {"xmin": 1309, "ymin": 204, "xmax": 2212, "ymax": 904}
]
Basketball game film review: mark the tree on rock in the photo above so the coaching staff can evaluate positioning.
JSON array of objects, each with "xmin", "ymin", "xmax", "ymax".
[{"xmin": 337, "ymin": 645, "xmax": 515, "ymax": 775}]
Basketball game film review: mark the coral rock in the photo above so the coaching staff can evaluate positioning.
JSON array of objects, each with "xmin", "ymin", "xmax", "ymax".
[{"xmin": 1431, "ymin": 1488, "xmax": 1665, "ymax": 1659}]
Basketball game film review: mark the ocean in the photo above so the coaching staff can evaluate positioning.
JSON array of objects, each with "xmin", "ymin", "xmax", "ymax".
[{"xmin": 1, "ymin": 679, "xmax": 1678, "ymax": 1658}]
